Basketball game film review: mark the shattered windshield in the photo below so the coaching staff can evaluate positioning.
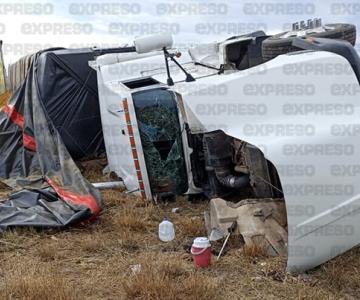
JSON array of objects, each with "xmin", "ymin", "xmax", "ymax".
[{"xmin": 133, "ymin": 88, "xmax": 188, "ymax": 196}]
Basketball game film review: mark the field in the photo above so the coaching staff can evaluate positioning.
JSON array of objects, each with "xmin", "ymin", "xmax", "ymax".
[{"xmin": 0, "ymin": 169, "xmax": 360, "ymax": 299}]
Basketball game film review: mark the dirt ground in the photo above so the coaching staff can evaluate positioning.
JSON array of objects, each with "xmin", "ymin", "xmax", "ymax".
[{"xmin": 1, "ymin": 173, "xmax": 360, "ymax": 299}]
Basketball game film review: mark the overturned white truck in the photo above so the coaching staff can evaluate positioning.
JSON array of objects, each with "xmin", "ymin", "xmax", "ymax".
[{"xmin": 91, "ymin": 22, "xmax": 360, "ymax": 272}]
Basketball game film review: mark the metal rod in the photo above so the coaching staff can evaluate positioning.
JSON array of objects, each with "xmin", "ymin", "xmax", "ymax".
[
  {"xmin": 163, "ymin": 48, "xmax": 174, "ymax": 86},
  {"xmin": 217, "ymin": 233, "xmax": 231, "ymax": 260},
  {"xmin": 92, "ymin": 181, "xmax": 125, "ymax": 190}
]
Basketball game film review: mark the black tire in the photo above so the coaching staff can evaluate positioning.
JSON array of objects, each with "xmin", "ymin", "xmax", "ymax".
[{"xmin": 262, "ymin": 23, "xmax": 357, "ymax": 61}]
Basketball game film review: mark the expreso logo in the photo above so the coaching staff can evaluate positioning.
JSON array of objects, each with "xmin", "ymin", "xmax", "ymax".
[
  {"xmin": 0, "ymin": 3, "xmax": 53, "ymax": 14},
  {"xmin": 244, "ymin": 84, "xmax": 315, "ymax": 96},
  {"xmin": 69, "ymin": 3, "xmax": 141, "ymax": 15},
  {"xmin": 195, "ymin": 103, "xmax": 267, "ymax": 116},
  {"xmin": 156, "ymin": 2, "xmax": 227, "ymax": 15},
  {"xmin": 243, "ymin": 2, "xmax": 315, "ymax": 15},
  {"xmin": 21, "ymin": 23, "xmax": 92, "ymax": 35}
]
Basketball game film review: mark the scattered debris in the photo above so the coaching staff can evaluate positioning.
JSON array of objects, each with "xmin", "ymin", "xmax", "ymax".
[
  {"xmin": 267, "ymin": 270, "xmax": 285, "ymax": 282},
  {"xmin": 298, "ymin": 273, "xmax": 313, "ymax": 283},
  {"xmin": 208, "ymin": 198, "xmax": 287, "ymax": 256},
  {"xmin": 251, "ymin": 276, "xmax": 263, "ymax": 282},
  {"xmin": 171, "ymin": 207, "xmax": 180, "ymax": 213},
  {"xmin": 130, "ymin": 264, "xmax": 142, "ymax": 274},
  {"xmin": 208, "ymin": 227, "xmax": 226, "ymax": 242}
]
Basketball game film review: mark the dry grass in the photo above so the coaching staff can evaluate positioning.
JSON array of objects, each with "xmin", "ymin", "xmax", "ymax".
[
  {"xmin": 242, "ymin": 242, "xmax": 268, "ymax": 258},
  {"xmin": 37, "ymin": 243, "xmax": 59, "ymax": 261},
  {"xmin": 0, "ymin": 262, "xmax": 79, "ymax": 300},
  {"xmin": 121, "ymin": 253, "xmax": 218, "ymax": 300},
  {"xmin": 176, "ymin": 216, "xmax": 207, "ymax": 238},
  {"xmin": 0, "ymin": 91, "xmax": 10, "ymax": 108},
  {"xmin": 1, "ymin": 173, "xmax": 360, "ymax": 299},
  {"xmin": 111, "ymin": 208, "xmax": 149, "ymax": 232},
  {"xmin": 319, "ymin": 249, "xmax": 360, "ymax": 294}
]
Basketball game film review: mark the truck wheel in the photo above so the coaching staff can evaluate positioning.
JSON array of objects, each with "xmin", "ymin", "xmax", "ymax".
[{"xmin": 262, "ymin": 23, "xmax": 357, "ymax": 61}]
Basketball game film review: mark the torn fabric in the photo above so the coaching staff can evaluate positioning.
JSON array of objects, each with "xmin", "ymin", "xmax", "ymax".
[{"xmin": 0, "ymin": 50, "xmax": 101, "ymax": 231}]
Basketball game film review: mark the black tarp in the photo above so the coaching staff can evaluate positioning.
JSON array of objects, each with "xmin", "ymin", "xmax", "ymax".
[
  {"xmin": 30, "ymin": 48, "xmax": 104, "ymax": 159},
  {"xmin": 0, "ymin": 49, "xmax": 102, "ymax": 231}
]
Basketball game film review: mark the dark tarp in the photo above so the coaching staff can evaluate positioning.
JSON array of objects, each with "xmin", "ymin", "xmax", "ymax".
[
  {"xmin": 0, "ymin": 50, "xmax": 101, "ymax": 231},
  {"xmin": 35, "ymin": 48, "xmax": 105, "ymax": 159},
  {"xmin": 8, "ymin": 48, "xmax": 104, "ymax": 160}
]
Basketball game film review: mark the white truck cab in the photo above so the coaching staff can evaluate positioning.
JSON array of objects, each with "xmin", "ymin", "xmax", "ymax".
[{"xmin": 91, "ymin": 31, "xmax": 360, "ymax": 273}]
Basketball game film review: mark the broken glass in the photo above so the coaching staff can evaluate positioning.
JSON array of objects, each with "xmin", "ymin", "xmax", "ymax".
[{"xmin": 133, "ymin": 88, "xmax": 188, "ymax": 196}]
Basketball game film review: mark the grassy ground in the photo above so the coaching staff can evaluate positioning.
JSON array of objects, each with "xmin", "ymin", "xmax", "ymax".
[
  {"xmin": 1, "ymin": 173, "xmax": 360, "ymax": 299},
  {"xmin": 0, "ymin": 91, "xmax": 10, "ymax": 107},
  {"xmin": 0, "ymin": 77, "xmax": 358, "ymax": 300}
]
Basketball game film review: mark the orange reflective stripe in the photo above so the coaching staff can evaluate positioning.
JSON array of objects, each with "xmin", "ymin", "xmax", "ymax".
[
  {"xmin": 47, "ymin": 178, "xmax": 100, "ymax": 215},
  {"xmin": 1, "ymin": 105, "xmax": 24, "ymax": 128},
  {"xmin": 22, "ymin": 133, "xmax": 36, "ymax": 151},
  {"xmin": 122, "ymin": 98, "xmax": 146, "ymax": 199}
]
